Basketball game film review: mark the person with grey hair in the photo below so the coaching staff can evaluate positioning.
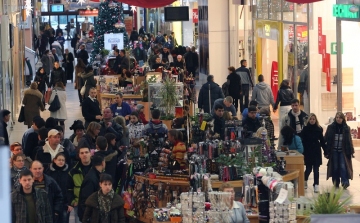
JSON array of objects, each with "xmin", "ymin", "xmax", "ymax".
[{"xmin": 51, "ymin": 48, "xmax": 59, "ymax": 62}]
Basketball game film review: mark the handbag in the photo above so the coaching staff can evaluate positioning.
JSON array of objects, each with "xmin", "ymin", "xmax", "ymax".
[
  {"xmin": 80, "ymin": 80, "xmax": 87, "ymax": 96},
  {"xmin": 48, "ymin": 90, "xmax": 61, "ymax": 112},
  {"xmin": 18, "ymin": 106, "xmax": 25, "ymax": 122},
  {"xmin": 44, "ymin": 89, "xmax": 52, "ymax": 104}
]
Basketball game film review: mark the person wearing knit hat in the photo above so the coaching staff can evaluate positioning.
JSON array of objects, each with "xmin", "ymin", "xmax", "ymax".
[
  {"xmin": 242, "ymin": 106, "xmax": 262, "ymax": 134},
  {"xmin": 0, "ymin": 109, "xmax": 11, "ymax": 145},
  {"xmin": 136, "ymin": 104, "xmax": 148, "ymax": 124}
]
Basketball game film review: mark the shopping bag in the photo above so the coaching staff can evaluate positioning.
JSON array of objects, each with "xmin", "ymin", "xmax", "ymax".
[
  {"xmin": 44, "ymin": 90, "xmax": 52, "ymax": 104},
  {"xmin": 18, "ymin": 106, "xmax": 25, "ymax": 123},
  {"xmin": 48, "ymin": 91, "xmax": 61, "ymax": 112},
  {"xmin": 80, "ymin": 80, "xmax": 87, "ymax": 96}
]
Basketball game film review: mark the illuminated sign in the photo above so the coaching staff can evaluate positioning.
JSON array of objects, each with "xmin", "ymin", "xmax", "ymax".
[
  {"xmin": 264, "ymin": 24, "xmax": 270, "ymax": 37},
  {"xmin": 333, "ymin": 4, "xmax": 359, "ymax": 19}
]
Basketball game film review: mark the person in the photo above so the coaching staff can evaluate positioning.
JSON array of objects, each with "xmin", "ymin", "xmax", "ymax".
[
  {"xmin": 324, "ymin": 112, "xmax": 354, "ymax": 189},
  {"xmin": 184, "ymin": 47, "xmax": 198, "ymax": 76},
  {"xmin": 119, "ymin": 49, "xmax": 129, "ymax": 71},
  {"xmin": 280, "ymin": 126, "xmax": 304, "ymax": 153},
  {"xmin": 212, "ymin": 97, "xmax": 237, "ymax": 117},
  {"xmin": 11, "ymin": 153, "xmax": 28, "ymax": 191},
  {"xmin": 41, "ymin": 50, "xmax": 54, "ymax": 77},
  {"xmin": 55, "ymin": 26, "xmax": 63, "ymax": 38},
  {"xmin": 168, "ymin": 130, "xmax": 186, "ymax": 169},
  {"xmin": 78, "ymin": 155, "xmax": 106, "ymax": 220},
  {"xmin": 56, "ymin": 32, "xmax": 65, "ymax": 51},
  {"xmin": 11, "ymin": 143, "xmax": 32, "ymax": 167},
  {"xmin": 301, "ymin": 113, "xmax": 326, "ymax": 193},
  {"xmin": 127, "ymin": 111, "xmax": 145, "ymax": 143},
  {"xmin": 45, "ymin": 117, "xmax": 57, "ymax": 129},
  {"xmin": 82, "ymin": 174, "xmax": 125, "ymax": 223},
  {"xmin": 226, "ymin": 66, "xmax": 242, "ymax": 113},
  {"xmin": 236, "ymin": 59, "xmax": 254, "ymax": 112},
  {"xmin": 242, "ymin": 106, "xmax": 262, "ymax": 134},
  {"xmin": 143, "ymin": 109, "xmax": 168, "ymax": 139},
  {"xmin": 259, "ymin": 107, "xmax": 275, "ymax": 143},
  {"xmin": 81, "ymin": 121, "xmax": 102, "ymax": 150},
  {"xmin": 110, "ymin": 92, "xmax": 132, "ymax": 120},
  {"xmin": 50, "ymin": 61, "xmax": 66, "ymax": 87},
  {"xmin": 22, "ymin": 82, "xmax": 45, "ymax": 128},
  {"xmin": 139, "ymin": 25, "xmax": 145, "ymax": 35},
  {"xmin": 46, "ymin": 153, "xmax": 72, "ymax": 223},
  {"xmin": 51, "ymin": 47, "xmax": 60, "ymax": 62},
  {"xmin": 136, "ymin": 104, "xmax": 148, "ymax": 125},
  {"xmin": 35, "ymin": 129, "xmax": 71, "ymax": 170},
  {"xmin": 169, "ymin": 31, "xmax": 178, "ymax": 48},
  {"xmin": 129, "ymin": 27, "xmax": 139, "ymax": 43},
  {"xmin": 242, "ymin": 101, "xmax": 260, "ymax": 122},
  {"xmin": 251, "ymin": 74, "xmax": 275, "ymax": 109},
  {"xmin": 122, "ymin": 70, "xmax": 133, "ymax": 87},
  {"xmin": 212, "ymin": 104, "xmax": 225, "ymax": 140},
  {"xmin": 154, "ymin": 31, "xmax": 165, "ymax": 44},
  {"xmin": 68, "ymin": 147, "xmax": 92, "ymax": 223},
  {"xmin": 30, "ymin": 160, "xmax": 63, "ymax": 223},
  {"xmin": 77, "ymin": 44, "xmax": 89, "ymax": 65},
  {"xmin": 63, "ymin": 48, "xmax": 75, "ymax": 83},
  {"xmin": 49, "ymin": 82, "xmax": 67, "ymax": 128},
  {"xmin": 160, "ymin": 46, "xmax": 173, "ymax": 63},
  {"xmin": 81, "ymin": 65, "xmax": 97, "ymax": 98},
  {"xmin": 54, "ymin": 125, "xmax": 76, "ymax": 164},
  {"xmin": 174, "ymin": 55, "xmax": 185, "ymax": 70},
  {"xmin": 0, "ymin": 109, "xmax": 11, "ymax": 145},
  {"xmin": 22, "ymin": 116, "xmax": 45, "ymax": 150},
  {"xmin": 75, "ymin": 58, "xmax": 86, "ymax": 106},
  {"xmin": 99, "ymin": 107, "xmax": 123, "ymax": 143},
  {"xmin": 69, "ymin": 120, "xmax": 85, "ymax": 150},
  {"xmin": 11, "ymin": 169, "xmax": 53, "ymax": 223},
  {"xmin": 198, "ymin": 75, "xmax": 224, "ymax": 113},
  {"xmin": 29, "ymin": 127, "xmax": 48, "ymax": 160},
  {"xmin": 219, "ymin": 182, "xmax": 250, "ymax": 223},
  {"xmin": 82, "ymin": 87, "xmax": 102, "ymax": 128},
  {"xmin": 277, "ymin": 99, "xmax": 308, "ymax": 150},
  {"xmin": 112, "ymin": 49, "xmax": 122, "ymax": 74},
  {"xmin": 133, "ymin": 42, "xmax": 145, "ymax": 62},
  {"xmin": 151, "ymin": 56, "xmax": 163, "ymax": 70},
  {"xmin": 39, "ymin": 30, "xmax": 49, "ymax": 57},
  {"xmin": 34, "ymin": 67, "xmax": 50, "ymax": 104},
  {"xmin": 273, "ymin": 79, "xmax": 294, "ymax": 118},
  {"xmin": 95, "ymin": 136, "xmax": 118, "ymax": 186}
]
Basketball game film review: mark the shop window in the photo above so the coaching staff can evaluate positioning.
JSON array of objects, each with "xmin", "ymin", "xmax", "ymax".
[
  {"xmin": 256, "ymin": 0, "xmax": 269, "ymax": 19},
  {"xmin": 269, "ymin": 0, "xmax": 282, "ymax": 20},
  {"xmin": 295, "ymin": 4, "xmax": 307, "ymax": 23},
  {"xmin": 282, "ymin": 0, "xmax": 294, "ymax": 21}
]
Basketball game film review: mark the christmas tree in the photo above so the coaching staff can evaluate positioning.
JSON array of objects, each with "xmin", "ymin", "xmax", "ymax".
[{"xmin": 91, "ymin": 0, "xmax": 129, "ymax": 63}]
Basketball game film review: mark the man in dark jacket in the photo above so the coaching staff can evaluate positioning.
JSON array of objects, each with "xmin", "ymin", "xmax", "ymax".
[
  {"xmin": 198, "ymin": 75, "xmax": 225, "ymax": 113},
  {"xmin": 39, "ymin": 31, "xmax": 49, "ymax": 57},
  {"xmin": 112, "ymin": 49, "xmax": 123, "ymax": 74},
  {"xmin": 95, "ymin": 136, "xmax": 118, "ymax": 187},
  {"xmin": 129, "ymin": 27, "xmax": 139, "ymax": 43},
  {"xmin": 98, "ymin": 107, "xmax": 123, "ymax": 142},
  {"xmin": 50, "ymin": 61, "xmax": 66, "ymax": 87},
  {"xmin": 23, "ymin": 116, "xmax": 46, "ymax": 157},
  {"xmin": 30, "ymin": 160, "xmax": 63, "ymax": 222},
  {"xmin": 212, "ymin": 104, "xmax": 225, "ymax": 140},
  {"xmin": 143, "ymin": 109, "xmax": 168, "ymax": 139},
  {"xmin": 119, "ymin": 49, "xmax": 129, "ymax": 71},
  {"xmin": 12, "ymin": 169, "xmax": 53, "ymax": 223},
  {"xmin": 82, "ymin": 88, "xmax": 102, "ymax": 128},
  {"xmin": 236, "ymin": 59, "xmax": 254, "ymax": 112},
  {"xmin": 0, "ymin": 109, "xmax": 10, "ymax": 145},
  {"xmin": 133, "ymin": 43, "xmax": 145, "ymax": 62},
  {"xmin": 78, "ymin": 155, "xmax": 106, "ymax": 220},
  {"xmin": 77, "ymin": 44, "xmax": 89, "ymax": 65},
  {"xmin": 242, "ymin": 106, "xmax": 262, "ymax": 134}
]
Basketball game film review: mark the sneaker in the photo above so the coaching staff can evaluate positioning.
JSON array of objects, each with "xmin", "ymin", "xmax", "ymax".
[
  {"xmin": 305, "ymin": 181, "xmax": 308, "ymax": 189},
  {"xmin": 314, "ymin": 185, "xmax": 319, "ymax": 193},
  {"xmin": 343, "ymin": 183, "xmax": 349, "ymax": 190}
]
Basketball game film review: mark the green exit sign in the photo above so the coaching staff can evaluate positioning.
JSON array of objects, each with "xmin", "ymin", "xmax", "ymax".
[{"xmin": 333, "ymin": 4, "xmax": 359, "ymax": 19}]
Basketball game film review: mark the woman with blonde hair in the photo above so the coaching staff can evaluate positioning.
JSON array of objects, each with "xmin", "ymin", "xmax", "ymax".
[
  {"xmin": 301, "ymin": 113, "xmax": 326, "ymax": 192},
  {"xmin": 22, "ymin": 82, "xmax": 45, "ymax": 128},
  {"xmin": 78, "ymin": 121, "xmax": 101, "ymax": 151},
  {"xmin": 114, "ymin": 116, "xmax": 129, "ymax": 147},
  {"xmin": 324, "ymin": 111, "xmax": 354, "ymax": 189}
]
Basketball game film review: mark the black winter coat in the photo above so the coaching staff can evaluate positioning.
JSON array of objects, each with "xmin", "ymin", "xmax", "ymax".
[
  {"xmin": 242, "ymin": 117, "xmax": 262, "ymax": 133},
  {"xmin": 301, "ymin": 124, "xmax": 326, "ymax": 166},
  {"xmin": 46, "ymin": 163, "xmax": 72, "ymax": 209},
  {"xmin": 34, "ymin": 71, "xmax": 50, "ymax": 93},
  {"xmin": 78, "ymin": 133, "xmax": 97, "ymax": 150},
  {"xmin": 198, "ymin": 81, "xmax": 225, "ymax": 113},
  {"xmin": 81, "ymin": 97, "xmax": 101, "ymax": 123},
  {"xmin": 213, "ymin": 115, "xmax": 225, "ymax": 140},
  {"xmin": 35, "ymin": 143, "xmax": 71, "ymax": 170},
  {"xmin": 81, "ymin": 71, "xmax": 96, "ymax": 98},
  {"xmin": 78, "ymin": 167, "xmax": 101, "ymax": 220},
  {"xmin": 227, "ymin": 72, "xmax": 242, "ymax": 99},
  {"xmin": 274, "ymin": 87, "xmax": 294, "ymax": 110},
  {"xmin": 0, "ymin": 121, "xmax": 9, "ymax": 145},
  {"xmin": 38, "ymin": 174, "xmax": 64, "ymax": 219},
  {"xmin": 95, "ymin": 150, "xmax": 118, "ymax": 186},
  {"xmin": 77, "ymin": 49, "xmax": 89, "ymax": 65},
  {"xmin": 50, "ymin": 67, "xmax": 66, "ymax": 87},
  {"xmin": 99, "ymin": 120, "xmax": 123, "ymax": 142}
]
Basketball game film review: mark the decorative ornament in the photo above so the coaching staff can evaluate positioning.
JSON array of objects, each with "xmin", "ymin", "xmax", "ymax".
[
  {"xmin": 130, "ymin": 6, "xmax": 137, "ymax": 12},
  {"xmin": 24, "ymin": 0, "xmax": 33, "ymax": 17},
  {"xmin": 114, "ymin": 21, "xmax": 125, "ymax": 29},
  {"xmin": 77, "ymin": 0, "xmax": 87, "ymax": 6},
  {"xmin": 108, "ymin": 1, "xmax": 117, "ymax": 8}
]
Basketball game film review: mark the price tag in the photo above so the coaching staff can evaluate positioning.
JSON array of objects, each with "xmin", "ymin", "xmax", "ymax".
[
  {"xmin": 275, "ymin": 188, "xmax": 288, "ymax": 204},
  {"xmin": 200, "ymin": 121, "xmax": 207, "ymax": 131}
]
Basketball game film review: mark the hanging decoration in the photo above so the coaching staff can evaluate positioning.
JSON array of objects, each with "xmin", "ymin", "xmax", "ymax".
[
  {"xmin": 114, "ymin": 21, "xmax": 125, "ymax": 29},
  {"xmin": 24, "ymin": 0, "xmax": 33, "ymax": 17},
  {"xmin": 77, "ymin": 0, "xmax": 87, "ymax": 6},
  {"xmin": 130, "ymin": 5, "xmax": 137, "ymax": 12}
]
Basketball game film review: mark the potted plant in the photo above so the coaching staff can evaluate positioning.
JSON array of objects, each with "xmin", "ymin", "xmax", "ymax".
[{"xmin": 158, "ymin": 77, "xmax": 179, "ymax": 129}]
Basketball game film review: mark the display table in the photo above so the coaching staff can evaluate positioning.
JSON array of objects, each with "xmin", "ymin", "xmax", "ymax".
[{"xmin": 277, "ymin": 151, "xmax": 305, "ymax": 196}]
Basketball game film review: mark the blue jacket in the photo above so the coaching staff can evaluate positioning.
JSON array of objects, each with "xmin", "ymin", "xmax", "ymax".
[
  {"xmin": 288, "ymin": 135, "xmax": 304, "ymax": 153},
  {"xmin": 242, "ymin": 108, "xmax": 260, "ymax": 122},
  {"xmin": 110, "ymin": 102, "xmax": 132, "ymax": 117}
]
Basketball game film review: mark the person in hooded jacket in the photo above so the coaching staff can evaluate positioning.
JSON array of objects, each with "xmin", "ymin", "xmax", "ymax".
[
  {"xmin": 46, "ymin": 153, "xmax": 72, "ymax": 223},
  {"xmin": 81, "ymin": 65, "xmax": 97, "ymax": 98},
  {"xmin": 50, "ymin": 61, "xmax": 66, "ymax": 87},
  {"xmin": 95, "ymin": 136, "xmax": 118, "ymax": 187},
  {"xmin": 273, "ymin": 79, "xmax": 295, "ymax": 129},
  {"xmin": 198, "ymin": 75, "xmax": 225, "ymax": 113},
  {"xmin": 226, "ymin": 66, "xmax": 242, "ymax": 113},
  {"xmin": 22, "ymin": 82, "xmax": 45, "ymax": 128},
  {"xmin": 143, "ymin": 109, "xmax": 168, "ymax": 139},
  {"xmin": 251, "ymin": 74, "xmax": 275, "ymax": 109},
  {"xmin": 34, "ymin": 67, "xmax": 50, "ymax": 103}
]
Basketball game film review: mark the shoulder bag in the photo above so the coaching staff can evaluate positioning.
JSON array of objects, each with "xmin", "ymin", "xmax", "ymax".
[
  {"xmin": 48, "ymin": 90, "xmax": 61, "ymax": 112},
  {"xmin": 80, "ymin": 80, "xmax": 88, "ymax": 96}
]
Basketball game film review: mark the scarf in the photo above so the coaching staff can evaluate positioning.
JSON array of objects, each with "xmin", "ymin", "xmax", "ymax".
[
  {"xmin": 13, "ymin": 166, "xmax": 27, "ymax": 189},
  {"xmin": 98, "ymin": 189, "xmax": 115, "ymax": 222},
  {"xmin": 291, "ymin": 110, "xmax": 302, "ymax": 133}
]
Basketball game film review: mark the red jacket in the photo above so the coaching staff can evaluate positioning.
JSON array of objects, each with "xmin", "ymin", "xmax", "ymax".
[{"xmin": 139, "ymin": 112, "xmax": 148, "ymax": 125}]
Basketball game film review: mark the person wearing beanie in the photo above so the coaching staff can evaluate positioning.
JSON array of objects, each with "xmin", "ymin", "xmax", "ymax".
[
  {"xmin": 136, "ymin": 104, "xmax": 148, "ymax": 124},
  {"xmin": 242, "ymin": 106, "xmax": 261, "ymax": 134},
  {"xmin": 0, "ymin": 109, "xmax": 11, "ymax": 145}
]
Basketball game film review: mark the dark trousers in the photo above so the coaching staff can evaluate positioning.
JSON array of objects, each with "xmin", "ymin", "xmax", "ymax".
[
  {"xmin": 78, "ymin": 89, "xmax": 83, "ymax": 103},
  {"xmin": 240, "ymin": 84, "xmax": 250, "ymax": 113},
  {"xmin": 187, "ymin": 67, "xmax": 196, "ymax": 77},
  {"xmin": 233, "ymin": 98, "xmax": 239, "ymax": 113},
  {"xmin": 332, "ymin": 150, "xmax": 349, "ymax": 186},
  {"xmin": 304, "ymin": 164, "xmax": 320, "ymax": 186}
]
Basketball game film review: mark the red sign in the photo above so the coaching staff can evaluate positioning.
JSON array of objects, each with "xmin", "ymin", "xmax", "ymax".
[
  {"xmin": 322, "ymin": 53, "xmax": 331, "ymax": 92},
  {"xmin": 318, "ymin": 34, "xmax": 326, "ymax": 55},
  {"xmin": 318, "ymin": 17, "xmax": 323, "ymax": 54},
  {"xmin": 79, "ymin": 9, "xmax": 98, "ymax": 16},
  {"xmin": 271, "ymin": 61, "xmax": 279, "ymax": 102},
  {"xmin": 193, "ymin": 9, "xmax": 198, "ymax": 23}
]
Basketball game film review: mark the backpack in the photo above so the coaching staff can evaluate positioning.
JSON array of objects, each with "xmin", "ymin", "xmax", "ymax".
[{"xmin": 222, "ymin": 82, "xmax": 229, "ymax": 96}]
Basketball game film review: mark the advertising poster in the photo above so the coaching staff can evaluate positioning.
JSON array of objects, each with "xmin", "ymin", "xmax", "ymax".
[
  {"xmin": 198, "ymin": 0, "xmax": 209, "ymax": 75},
  {"xmin": 104, "ymin": 33, "xmax": 124, "ymax": 51}
]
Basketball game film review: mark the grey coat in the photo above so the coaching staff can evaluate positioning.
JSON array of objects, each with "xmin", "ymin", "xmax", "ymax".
[
  {"xmin": 41, "ymin": 54, "xmax": 55, "ymax": 75},
  {"xmin": 49, "ymin": 87, "xmax": 67, "ymax": 120}
]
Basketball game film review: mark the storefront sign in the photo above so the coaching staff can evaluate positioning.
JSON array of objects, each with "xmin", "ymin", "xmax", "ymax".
[
  {"xmin": 333, "ymin": 4, "xmax": 359, "ymax": 19},
  {"xmin": 318, "ymin": 17, "xmax": 322, "ymax": 54},
  {"xmin": 322, "ymin": 53, "xmax": 331, "ymax": 92},
  {"xmin": 331, "ymin": 42, "xmax": 343, "ymax": 54},
  {"xmin": 104, "ymin": 33, "xmax": 124, "ymax": 51},
  {"xmin": 264, "ymin": 24, "xmax": 271, "ymax": 37},
  {"xmin": 271, "ymin": 61, "xmax": 279, "ymax": 101},
  {"xmin": 79, "ymin": 9, "xmax": 98, "ymax": 16},
  {"xmin": 192, "ymin": 9, "xmax": 198, "ymax": 23},
  {"xmin": 318, "ymin": 35, "xmax": 326, "ymax": 55}
]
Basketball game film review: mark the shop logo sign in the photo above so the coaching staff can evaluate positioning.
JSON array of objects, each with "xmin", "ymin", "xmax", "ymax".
[
  {"xmin": 333, "ymin": 4, "xmax": 359, "ymax": 19},
  {"xmin": 331, "ymin": 42, "xmax": 343, "ymax": 55},
  {"xmin": 264, "ymin": 24, "xmax": 271, "ymax": 37}
]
